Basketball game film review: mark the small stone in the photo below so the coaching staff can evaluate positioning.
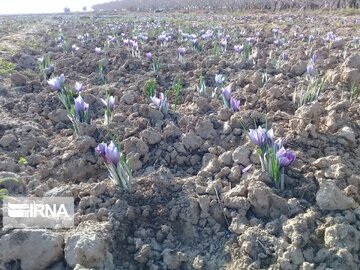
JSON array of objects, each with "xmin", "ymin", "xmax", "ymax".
[
  {"xmin": 316, "ymin": 179, "xmax": 355, "ymax": 210},
  {"xmin": 232, "ymin": 145, "xmax": 251, "ymax": 166},
  {"xmin": 0, "ymin": 133, "xmax": 17, "ymax": 147},
  {"xmin": 134, "ymin": 244, "xmax": 151, "ymax": 264},
  {"xmin": 337, "ymin": 126, "xmax": 356, "ymax": 144},
  {"xmin": 193, "ymin": 255, "xmax": 204, "ymax": 270},
  {"xmin": 11, "ymin": 72, "xmax": 27, "ymax": 86},
  {"xmin": 0, "ymin": 229, "xmax": 63, "ymax": 270}
]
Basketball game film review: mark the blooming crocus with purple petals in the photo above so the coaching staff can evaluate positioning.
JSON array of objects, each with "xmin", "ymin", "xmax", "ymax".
[
  {"xmin": 307, "ymin": 64, "xmax": 315, "ymax": 76},
  {"xmin": 234, "ymin": 45, "xmax": 243, "ymax": 53},
  {"xmin": 72, "ymin": 44, "xmax": 79, "ymax": 51},
  {"xmin": 74, "ymin": 82, "xmax": 83, "ymax": 93},
  {"xmin": 105, "ymin": 141, "xmax": 120, "ymax": 167},
  {"xmin": 95, "ymin": 143, "xmax": 107, "ymax": 159},
  {"xmin": 150, "ymin": 92, "xmax": 169, "ymax": 114},
  {"xmin": 95, "ymin": 141, "xmax": 132, "ymax": 188},
  {"xmin": 74, "ymin": 95, "xmax": 89, "ymax": 116},
  {"xmin": 242, "ymin": 164, "xmax": 253, "ymax": 173},
  {"xmin": 266, "ymin": 129, "xmax": 274, "ymax": 143},
  {"xmin": 311, "ymin": 54, "xmax": 317, "ymax": 65},
  {"xmin": 325, "ymin": 32, "xmax": 336, "ymax": 42},
  {"xmin": 47, "ymin": 74, "xmax": 65, "ymax": 91},
  {"xmin": 101, "ymin": 96, "xmax": 115, "ymax": 111},
  {"xmin": 282, "ymin": 52, "xmax": 289, "ymax": 61},
  {"xmin": 222, "ymin": 85, "xmax": 231, "ymax": 102},
  {"xmin": 230, "ymin": 97, "xmax": 240, "ymax": 112},
  {"xmin": 246, "ymin": 37, "xmax": 256, "ymax": 44},
  {"xmin": 95, "ymin": 47, "xmax": 101, "ymax": 54},
  {"xmin": 146, "ymin": 52, "xmax": 152, "ymax": 61},
  {"xmin": 178, "ymin": 47, "xmax": 186, "ymax": 56},
  {"xmin": 96, "ymin": 141, "xmax": 119, "ymax": 166},
  {"xmin": 215, "ymin": 74, "xmax": 225, "ymax": 86},
  {"xmin": 248, "ymin": 126, "xmax": 267, "ymax": 147},
  {"xmin": 277, "ymin": 148, "xmax": 296, "ymax": 167},
  {"xmin": 150, "ymin": 92, "xmax": 164, "ymax": 108}
]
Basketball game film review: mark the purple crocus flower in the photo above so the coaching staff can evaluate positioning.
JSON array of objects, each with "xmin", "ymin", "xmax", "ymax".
[
  {"xmin": 95, "ymin": 47, "xmax": 101, "ymax": 54},
  {"xmin": 234, "ymin": 45, "xmax": 243, "ymax": 53},
  {"xmin": 47, "ymin": 74, "xmax": 65, "ymax": 91},
  {"xmin": 277, "ymin": 147, "xmax": 296, "ymax": 167},
  {"xmin": 311, "ymin": 54, "xmax": 317, "ymax": 65},
  {"xmin": 246, "ymin": 37, "xmax": 256, "ymax": 44},
  {"xmin": 222, "ymin": 85, "xmax": 231, "ymax": 101},
  {"xmin": 242, "ymin": 164, "xmax": 253, "ymax": 173},
  {"xmin": 105, "ymin": 141, "xmax": 120, "ymax": 167},
  {"xmin": 131, "ymin": 40, "xmax": 138, "ymax": 49},
  {"xmin": 158, "ymin": 34, "xmax": 166, "ymax": 42},
  {"xmin": 230, "ymin": 97, "xmax": 240, "ymax": 112},
  {"xmin": 101, "ymin": 96, "xmax": 115, "ymax": 110},
  {"xmin": 146, "ymin": 52, "xmax": 152, "ymax": 61},
  {"xmin": 248, "ymin": 126, "xmax": 267, "ymax": 147},
  {"xmin": 215, "ymin": 74, "xmax": 225, "ymax": 85},
  {"xmin": 72, "ymin": 44, "xmax": 79, "ymax": 51},
  {"xmin": 274, "ymin": 138, "xmax": 284, "ymax": 151},
  {"xmin": 95, "ymin": 143, "xmax": 107, "ymax": 158},
  {"xmin": 307, "ymin": 64, "xmax": 315, "ymax": 76},
  {"xmin": 178, "ymin": 47, "xmax": 186, "ymax": 56},
  {"xmin": 150, "ymin": 92, "xmax": 165, "ymax": 108},
  {"xmin": 74, "ymin": 95, "xmax": 89, "ymax": 115},
  {"xmin": 282, "ymin": 52, "xmax": 289, "ymax": 61},
  {"xmin": 220, "ymin": 38, "xmax": 227, "ymax": 47},
  {"xmin": 325, "ymin": 32, "xmax": 336, "ymax": 42},
  {"xmin": 74, "ymin": 82, "xmax": 83, "ymax": 93},
  {"xmin": 266, "ymin": 129, "xmax": 274, "ymax": 143}
]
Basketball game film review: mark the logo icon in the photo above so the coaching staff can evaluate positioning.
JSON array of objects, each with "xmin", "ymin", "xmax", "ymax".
[{"xmin": 2, "ymin": 197, "xmax": 74, "ymax": 229}]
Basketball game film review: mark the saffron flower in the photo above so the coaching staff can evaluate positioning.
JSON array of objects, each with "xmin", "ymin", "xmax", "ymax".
[
  {"xmin": 311, "ymin": 54, "xmax": 317, "ymax": 65},
  {"xmin": 74, "ymin": 82, "xmax": 83, "ymax": 93},
  {"xmin": 101, "ymin": 94, "xmax": 115, "ymax": 126},
  {"xmin": 248, "ymin": 126, "xmax": 267, "ymax": 147},
  {"xmin": 234, "ymin": 45, "xmax": 243, "ymax": 53},
  {"xmin": 282, "ymin": 52, "xmax": 289, "ymax": 61},
  {"xmin": 150, "ymin": 92, "xmax": 169, "ymax": 114},
  {"xmin": 104, "ymin": 141, "xmax": 120, "ymax": 167},
  {"xmin": 222, "ymin": 85, "xmax": 231, "ymax": 102},
  {"xmin": 72, "ymin": 44, "xmax": 79, "ymax": 51},
  {"xmin": 277, "ymin": 148, "xmax": 296, "ymax": 167},
  {"xmin": 146, "ymin": 52, "xmax": 152, "ymax": 61},
  {"xmin": 101, "ymin": 96, "xmax": 115, "ymax": 110},
  {"xmin": 230, "ymin": 97, "xmax": 240, "ymax": 112},
  {"xmin": 95, "ymin": 141, "xmax": 132, "ymax": 189},
  {"xmin": 307, "ymin": 64, "xmax": 315, "ymax": 76},
  {"xmin": 215, "ymin": 74, "xmax": 225, "ymax": 86},
  {"xmin": 95, "ymin": 143, "xmax": 106, "ymax": 157},
  {"xmin": 74, "ymin": 95, "xmax": 89, "ymax": 118},
  {"xmin": 178, "ymin": 47, "xmax": 186, "ymax": 56},
  {"xmin": 47, "ymin": 74, "xmax": 65, "ymax": 91}
]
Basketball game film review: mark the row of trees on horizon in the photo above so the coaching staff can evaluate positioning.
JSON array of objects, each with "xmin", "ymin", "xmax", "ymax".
[{"xmin": 90, "ymin": 0, "xmax": 360, "ymax": 11}]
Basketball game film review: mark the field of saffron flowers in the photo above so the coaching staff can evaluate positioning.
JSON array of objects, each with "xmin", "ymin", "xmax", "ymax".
[{"xmin": 0, "ymin": 10, "xmax": 360, "ymax": 270}]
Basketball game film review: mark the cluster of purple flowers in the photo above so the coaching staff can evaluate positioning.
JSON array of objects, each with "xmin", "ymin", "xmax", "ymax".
[
  {"xmin": 222, "ymin": 85, "xmax": 240, "ymax": 112},
  {"xmin": 150, "ymin": 92, "xmax": 169, "ymax": 114},
  {"xmin": 95, "ymin": 141, "xmax": 132, "ymax": 189},
  {"xmin": 247, "ymin": 125, "xmax": 296, "ymax": 190},
  {"xmin": 96, "ymin": 141, "xmax": 120, "ymax": 167}
]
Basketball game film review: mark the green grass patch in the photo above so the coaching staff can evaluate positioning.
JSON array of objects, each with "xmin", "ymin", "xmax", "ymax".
[{"xmin": 0, "ymin": 58, "xmax": 16, "ymax": 75}]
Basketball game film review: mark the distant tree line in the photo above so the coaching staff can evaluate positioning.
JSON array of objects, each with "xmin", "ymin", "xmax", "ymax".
[{"xmin": 91, "ymin": 0, "xmax": 360, "ymax": 12}]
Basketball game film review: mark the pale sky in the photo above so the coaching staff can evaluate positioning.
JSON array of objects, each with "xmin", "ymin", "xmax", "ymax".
[{"xmin": 0, "ymin": 0, "xmax": 110, "ymax": 15}]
